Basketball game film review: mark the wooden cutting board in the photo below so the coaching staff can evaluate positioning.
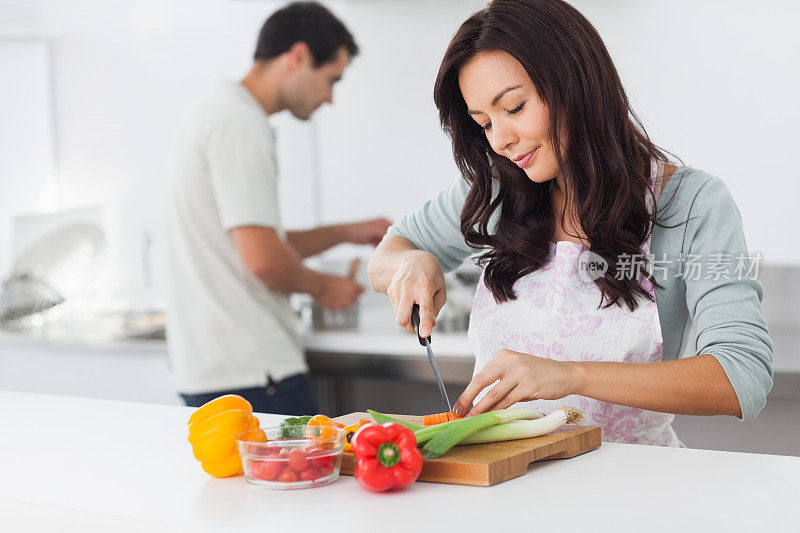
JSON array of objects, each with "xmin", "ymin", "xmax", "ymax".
[{"xmin": 333, "ymin": 412, "xmax": 601, "ymax": 487}]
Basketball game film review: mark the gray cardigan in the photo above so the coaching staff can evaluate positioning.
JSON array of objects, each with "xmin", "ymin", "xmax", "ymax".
[{"xmin": 386, "ymin": 167, "xmax": 774, "ymax": 420}]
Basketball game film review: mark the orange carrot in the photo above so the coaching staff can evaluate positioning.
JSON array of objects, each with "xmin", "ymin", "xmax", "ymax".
[{"xmin": 422, "ymin": 411, "xmax": 464, "ymax": 426}]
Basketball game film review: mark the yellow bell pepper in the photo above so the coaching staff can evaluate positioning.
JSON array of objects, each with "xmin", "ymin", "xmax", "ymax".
[
  {"xmin": 342, "ymin": 424, "xmax": 362, "ymax": 452},
  {"xmin": 342, "ymin": 419, "xmax": 372, "ymax": 452},
  {"xmin": 186, "ymin": 395, "xmax": 264, "ymax": 478},
  {"xmin": 188, "ymin": 394, "xmax": 252, "ymax": 424}
]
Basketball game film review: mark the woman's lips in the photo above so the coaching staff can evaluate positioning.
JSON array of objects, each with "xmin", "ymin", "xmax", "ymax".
[{"xmin": 513, "ymin": 146, "xmax": 539, "ymax": 168}]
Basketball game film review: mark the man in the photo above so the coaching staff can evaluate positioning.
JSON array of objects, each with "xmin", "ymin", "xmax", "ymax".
[{"xmin": 167, "ymin": 1, "xmax": 390, "ymax": 414}]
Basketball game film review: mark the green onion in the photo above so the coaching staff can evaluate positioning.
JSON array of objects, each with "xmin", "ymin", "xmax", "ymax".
[
  {"xmin": 458, "ymin": 407, "xmax": 583, "ymax": 445},
  {"xmin": 421, "ymin": 407, "xmax": 543, "ymax": 458}
]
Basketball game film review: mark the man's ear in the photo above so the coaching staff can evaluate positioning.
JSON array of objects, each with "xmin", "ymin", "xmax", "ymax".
[{"xmin": 285, "ymin": 41, "xmax": 312, "ymax": 72}]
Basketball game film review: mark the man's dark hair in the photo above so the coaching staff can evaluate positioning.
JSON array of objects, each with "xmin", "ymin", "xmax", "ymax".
[{"xmin": 254, "ymin": 1, "xmax": 359, "ymax": 67}]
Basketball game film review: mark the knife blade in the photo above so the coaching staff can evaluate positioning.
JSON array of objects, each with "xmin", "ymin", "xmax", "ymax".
[{"xmin": 411, "ymin": 303, "xmax": 453, "ymax": 413}]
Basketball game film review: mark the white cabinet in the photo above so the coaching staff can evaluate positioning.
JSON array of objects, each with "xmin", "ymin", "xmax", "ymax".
[{"xmin": 0, "ymin": 337, "xmax": 179, "ymax": 405}]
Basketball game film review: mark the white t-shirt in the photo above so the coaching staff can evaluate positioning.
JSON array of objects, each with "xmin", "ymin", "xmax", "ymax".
[{"xmin": 166, "ymin": 80, "xmax": 307, "ymax": 394}]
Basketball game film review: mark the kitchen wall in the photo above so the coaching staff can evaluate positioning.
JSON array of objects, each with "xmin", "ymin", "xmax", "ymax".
[
  {"xmin": 0, "ymin": 38, "xmax": 56, "ymax": 275},
  {"xmin": 1, "ymin": 0, "xmax": 799, "ymax": 292}
]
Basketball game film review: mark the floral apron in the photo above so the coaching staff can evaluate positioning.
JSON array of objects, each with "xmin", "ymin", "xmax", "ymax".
[{"xmin": 467, "ymin": 163, "xmax": 683, "ymax": 446}]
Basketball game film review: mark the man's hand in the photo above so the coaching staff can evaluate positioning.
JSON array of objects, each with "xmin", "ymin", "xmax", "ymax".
[
  {"xmin": 453, "ymin": 349, "xmax": 579, "ymax": 417},
  {"xmin": 342, "ymin": 218, "xmax": 392, "ymax": 246},
  {"xmin": 286, "ymin": 218, "xmax": 392, "ymax": 258},
  {"xmin": 231, "ymin": 226, "xmax": 362, "ymax": 304},
  {"xmin": 312, "ymin": 273, "xmax": 364, "ymax": 310}
]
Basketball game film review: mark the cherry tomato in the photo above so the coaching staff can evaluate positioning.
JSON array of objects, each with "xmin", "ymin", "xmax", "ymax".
[
  {"xmin": 310, "ymin": 453, "xmax": 333, "ymax": 469},
  {"xmin": 259, "ymin": 460, "xmax": 283, "ymax": 481},
  {"xmin": 299, "ymin": 467, "xmax": 320, "ymax": 481},
  {"xmin": 317, "ymin": 464, "xmax": 336, "ymax": 478},
  {"xmin": 278, "ymin": 467, "xmax": 298, "ymax": 483},
  {"xmin": 247, "ymin": 460, "xmax": 264, "ymax": 479},
  {"xmin": 287, "ymin": 449, "xmax": 309, "ymax": 472}
]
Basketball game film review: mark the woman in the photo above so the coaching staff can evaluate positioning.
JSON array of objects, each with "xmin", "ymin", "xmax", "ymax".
[{"xmin": 367, "ymin": 0, "xmax": 773, "ymax": 445}]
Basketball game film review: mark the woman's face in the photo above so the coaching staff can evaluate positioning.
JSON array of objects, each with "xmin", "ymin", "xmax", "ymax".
[{"xmin": 458, "ymin": 50, "xmax": 560, "ymax": 184}]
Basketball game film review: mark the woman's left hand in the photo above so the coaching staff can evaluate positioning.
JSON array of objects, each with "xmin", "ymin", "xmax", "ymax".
[{"xmin": 453, "ymin": 349, "xmax": 581, "ymax": 417}]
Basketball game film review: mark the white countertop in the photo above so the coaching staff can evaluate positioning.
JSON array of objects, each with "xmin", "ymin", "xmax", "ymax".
[
  {"xmin": 304, "ymin": 330, "xmax": 472, "ymax": 358},
  {"xmin": 0, "ymin": 391, "xmax": 797, "ymax": 532}
]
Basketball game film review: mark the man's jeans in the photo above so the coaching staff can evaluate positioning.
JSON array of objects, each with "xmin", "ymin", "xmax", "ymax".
[{"xmin": 180, "ymin": 373, "xmax": 319, "ymax": 415}]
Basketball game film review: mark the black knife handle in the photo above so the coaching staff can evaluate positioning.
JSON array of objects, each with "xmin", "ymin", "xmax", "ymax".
[{"xmin": 410, "ymin": 303, "xmax": 431, "ymax": 346}]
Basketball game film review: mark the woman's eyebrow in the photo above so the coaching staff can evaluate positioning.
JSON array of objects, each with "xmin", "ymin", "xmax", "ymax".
[{"xmin": 467, "ymin": 85, "xmax": 523, "ymax": 115}]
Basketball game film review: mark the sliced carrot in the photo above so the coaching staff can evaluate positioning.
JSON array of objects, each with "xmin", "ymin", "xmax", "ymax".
[
  {"xmin": 422, "ymin": 411, "xmax": 463, "ymax": 426},
  {"xmin": 358, "ymin": 418, "xmax": 371, "ymax": 426}
]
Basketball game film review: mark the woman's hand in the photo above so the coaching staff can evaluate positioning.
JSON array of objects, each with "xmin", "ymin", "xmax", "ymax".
[
  {"xmin": 453, "ymin": 349, "xmax": 581, "ymax": 416},
  {"xmin": 386, "ymin": 251, "xmax": 447, "ymax": 337}
]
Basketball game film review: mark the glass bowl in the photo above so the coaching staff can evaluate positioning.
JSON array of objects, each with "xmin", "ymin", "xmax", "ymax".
[{"xmin": 236, "ymin": 426, "xmax": 345, "ymax": 489}]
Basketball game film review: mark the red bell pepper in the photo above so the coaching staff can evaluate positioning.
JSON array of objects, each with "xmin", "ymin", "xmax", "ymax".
[{"xmin": 350, "ymin": 422, "xmax": 423, "ymax": 492}]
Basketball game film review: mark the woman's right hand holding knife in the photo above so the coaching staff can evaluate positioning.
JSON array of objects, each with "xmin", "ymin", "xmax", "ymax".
[{"xmin": 368, "ymin": 236, "xmax": 447, "ymax": 339}]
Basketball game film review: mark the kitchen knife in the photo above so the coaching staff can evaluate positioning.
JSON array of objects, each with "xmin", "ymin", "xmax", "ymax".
[{"xmin": 411, "ymin": 303, "xmax": 453, "ymax": 413}]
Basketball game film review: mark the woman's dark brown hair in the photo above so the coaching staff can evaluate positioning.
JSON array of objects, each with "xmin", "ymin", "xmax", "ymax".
[{"xmin": 434, "ymin": 0, "xmax": 676, "ymax": 311}]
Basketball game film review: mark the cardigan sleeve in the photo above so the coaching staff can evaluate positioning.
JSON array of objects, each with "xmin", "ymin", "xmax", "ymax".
[
  {"xmin": 384, "ymin": 177, "xmax": 482, "ymax": 273},
  {"xmin": 680, "ymin": 173, "xmax": 774, "ymax": 420}
]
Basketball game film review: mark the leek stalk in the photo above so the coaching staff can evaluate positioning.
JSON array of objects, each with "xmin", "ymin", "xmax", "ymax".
[
  {"xmin": 421, "ymin": 407, "xmax": 544, "ymax": 458},
  {"xmin": 458, "ymin": 407, "xmax": 583, "ymax": 445},
  {"xmin": 413, "ymin": 417, "xmax": 469, "ymax": 445},
  {"xmin": 366, "ymin": 410, "xmax": 424, "ymax": 432},
  {"xmin": 415, "ymin": 406, "xmax": 543, "ymax": 445}
]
